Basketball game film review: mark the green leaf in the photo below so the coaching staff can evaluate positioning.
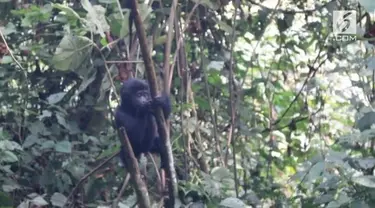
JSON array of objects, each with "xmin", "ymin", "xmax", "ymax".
[
  {"xmin": 41, "ymin": 140, "xmax": 55, "ymax": 149},
  {"xmin": 50, "ymin": 192, "xmax": 67, "ymax": 207},
  {"xmin": 193, "ymin": 0, "xmax": 219, "ymax": 10},
  {"xmin": 220, "ymin": 197, "xmax": 246, "ymax": 208},
  {"xmin": 357, "ymin": 158, "xmax": 375, "ymax": 169},
  {"xmin": 2, "ymin": 184, "xmax": 20, "ymax": 192},
  {"xmin": 77, "ymin": 69, "xmax": 97, "ymax": 94},
  {"xmin": 0, "ymin": 140, "xmax": 22, "ymax": 151},
  {"xmin": 217, "ymin": 20, "xmax": 233, "ymax": 34},
  {"xmin": 207, "ymin": 61, "xmax": 225, "ymax": 71},
  {"xmin": 314, "ymin": 194, "xmax": 334, "ymax": 205},
  {"xmin": 1, "ymin": 56, "xmax": 13, "ymax": 64},
  {"xmin": 47, "ymin": 92, "xmax": 66, "ymax": 105},
  {"xmin": 314, "ymin": 194, "xmax": 335, "ymax": 204},
  {"xmin": 51, "ymin": 35, "xmax": 93, "ymax": 71},
  {"xmin": 38, "ymin": 110, "xmax": 52, "ymax": 120},
  {"xmin": 2, "ymin": 23, "xmax": 16, "ymax": 35},
  {"xmin": 356, "ymin": 111, "xmax": 375, "ymax": 131},
  {"xmin": 23, "ymin": 134, "xmax": 39, "ymax": 148},
  {"xmin": 326, "ymin": 150, "xmax": 347, "ymax": 164},
  {"xmin": 1, "ymin": 151, "xmax": 18, "ymax": 162},
  {"xmin": 154, "ymin": 35, "xmax": 167, "ymax": 45},
  {"xmin": 56, "ymin": 113, "xmax": 68, "ymax": 129},
  {"xmin": 52, "ymin": 3, "xmax": 81, "ymax": 20},
  {"xmin": 31, "ymin": 196, "xmax": 48, "ymax": 206},
  {"xmin": 349, "ymin": 200, "xmax": 370, "ymax": 208},
  {"xmin": 98, "ymin": 0, "xmax": 116, "ymax": 3},
  {"xmin": 307, "ymin": 161, "xmax": 324, "ymax": 181},
  {"xmin": 211, "ymin": 167, "xmax": 232, "ymax": 180},
  {"xmin": 108, "ymin": 11, "xmax": 130, "ymax": 38},
  {"xmin": 81, "ymin": 0, "xmax": 110, "ymax": 37},
  {"xmin": 55, "ymin": 141, "xmax": 72, "ymax": 153},
  {"xmin": 352, "ymin": 175, "xmax": 375, "ymax": 188}
]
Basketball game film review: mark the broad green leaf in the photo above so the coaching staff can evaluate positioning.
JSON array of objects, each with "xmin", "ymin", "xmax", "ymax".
[
  {"xmin": 31, "ymin": 196, "xmax": 48, "ymax": 206},
  {"xmin": 314, "ymin": 194, "xmax": 334, "ymax": 204},
  {"xmin": 52, "ymin": 3, "xmax": 81, "ymax": 20},
  {"xmin": 349, "ymin": 200, "xmax": 370, "ymax": 208},
  {"xmin": 47, "ymin": 92, "xmax": 66, "ymax": 105},
  {"xmin": 335, "ymin": 192, "xmax": 350, "ymax": 206},
  {"xmin": 138, "ymin": 2, "xmax": 152, "ymax": 21},
  {"xmin": 2, "ymin": 23, "xmax": 16, "ymax": 35},
  {"xmin": 1, "ymin": 56, "xmax": 13, "ymax": 64},
  {"xmin": 220, "ymin": 197, "xmax": 246, "ymax": 208},
  {"xmin": 81, "ymin": 0, "xmax": 110, "ymax": 37},
  {"xmin": 38, "ymin": 110, "xmax": 52, "ymax": 120},
  {"xmin": 211, "ymin": 167, "xmax": 232, "ymax": 180},
  {"xmin": 51, "ymin": 35, "xmax": 93, "ymax": 71},
  {"xmin": 357, "ymin": 158, "xmax": 375, "ymax": 169},
  {"xmin": 67, "ymin": 164, "xmax": 86, "ymax": 179},
  {"xmin": 356, "ymin": 111, "xmax": 375, "ymax": 131},
  {"xmin": 77, "ymin": 69, "xmax": 97, "ymax": 94},
  {"xmin": 207, "ymin": 61, "xmax": 225, "ymax": 71},
  {"xmin": 217, "ymin": 20, "xmax": 233, "ymax": 34},
  {"xmin": 108, "ymin": 11, "xmax": 130, "ymax": 38},
  {"xmin": 326, "ymin": 201, "xmax": 340, "ymax": 208},
  {"xmin": 50, "ymin": 192, "xmax": 67, "ymax": 207},
  {"xmin": 307, "ymin": 161, "xmax": 324, "ymax": 181},
  {"xmin": 0, "ymin": 140, "xmax": 22, "ymax": 150},
  {"xmin": 98, "ymin": 0, "xmax": 116, "ymax": 3},
  {"xmin": 56, "ymin": 113, "xmax": 68, "ymax": 129},
  {"xmin": 55, "ymin": 141, "xmax": 72, "ymax": 153},
  {"xmin": 352, "ymin": 175, "xmax": 375, "ymax": 188},
  {"xmin": 41, "ymin": 140, "xmax": 55, "ymax": 149},
  {"xmin": 2, "ymin": 184, "xmax": 20, "ymax": 192},
  {"xmin": 28, "ymin": 121, "xmax": 47, "ymax": 135},
  {"xmin": 98, "ymin": 64, "xmax": 117, "ymax": 101},
  {"xmin": 154, "ymin": 35, "xmax": 167, "ymax": 45},
  {"xmin": 23, "ymin": 134, "xmax": 39, "ymax": 148},
  {"xmin": 192, "ymin": 0, "xmax": 219, "ymax": 10},
  {"xmin": 1, "ymin": 151, "xmax": 18, "ymax": 162}
]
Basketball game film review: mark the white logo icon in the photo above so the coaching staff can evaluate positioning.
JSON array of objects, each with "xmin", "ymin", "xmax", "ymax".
[{"xmin": 333, "ymin": 10, "xmax": 356, "ymax": 34}]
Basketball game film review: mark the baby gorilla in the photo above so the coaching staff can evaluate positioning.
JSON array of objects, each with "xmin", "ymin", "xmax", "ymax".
[{"xmin": 115, "ymin": 78, "xmax": 171, "ymax": 168}]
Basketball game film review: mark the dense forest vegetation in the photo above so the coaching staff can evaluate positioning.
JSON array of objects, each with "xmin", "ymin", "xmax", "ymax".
[{"xmin": 1, "ymin": 0, "xmax": 375, "ymax": 207}]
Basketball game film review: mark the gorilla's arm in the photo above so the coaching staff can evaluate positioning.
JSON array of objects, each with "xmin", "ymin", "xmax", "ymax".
[
  {"xmin": 149, "ymin": 93, "xmax": 172, "ymax": 169},
  {"xmin": 153, "ymin": 93, "xmax": 172, "ymax": 119}
]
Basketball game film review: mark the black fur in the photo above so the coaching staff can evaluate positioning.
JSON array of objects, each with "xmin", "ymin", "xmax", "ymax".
[{"xmin": 115, "ymin": 78, "xmax": 171, "ymax": 168}]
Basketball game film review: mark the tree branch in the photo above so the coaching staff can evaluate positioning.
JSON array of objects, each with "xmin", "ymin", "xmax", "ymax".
[
  {"xmin": 128, "ymin": 0, "xmax": 177, "ymax": 207},
  {"xmin": 118, "ymin": 127, "xmax": 151, "ymax": 208}
]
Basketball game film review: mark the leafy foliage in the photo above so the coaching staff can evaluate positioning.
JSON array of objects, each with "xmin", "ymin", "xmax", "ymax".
[{"xmin": 1, "ymin": 0, "xmax": 375, "ymax": 207}]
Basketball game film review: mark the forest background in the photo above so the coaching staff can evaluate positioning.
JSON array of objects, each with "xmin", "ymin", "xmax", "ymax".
[{"xmin": 1, "ymin": 0, "xmax": 375, "ymax": 207}]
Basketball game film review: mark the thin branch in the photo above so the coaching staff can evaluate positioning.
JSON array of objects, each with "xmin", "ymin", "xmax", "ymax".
[
  {"xmin": 64, "ymin": 151, "xmax": 120, "ymax": 207},
  {"xmin": 118, "ymin": 127, "xmax": 151, "ymax": 208},
  {"xmin": 226, "ymin": 0, "xmax": 240, "ymax": 198},
  {"xmin": 163, "ymin": 0, "xmax": 178, "ymax": 91},
  {"xmin": 112, "ymin": 174, "xmax": 131, "ymax": 208},
  {"xmin": 0, "ymin": 30, "xmax": 24, "ymax": 70},
  {"xmin": 168, "ymin": 2, "xmax": 200, "ymax": 89}
]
